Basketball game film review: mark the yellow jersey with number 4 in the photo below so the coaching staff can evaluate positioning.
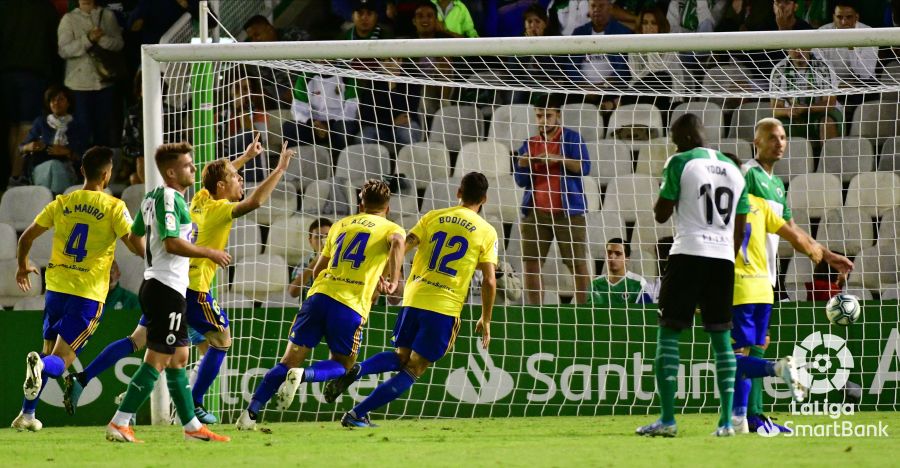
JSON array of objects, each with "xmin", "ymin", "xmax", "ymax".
[
  {"xmin": 307, "ymin": 213, "xmax": 405, "ymax": 321},
  {"xmin": 35, "ymin": 190, "xmax": 134, "ymax": 303},
  {"xmin": 404, "ymin": 206, "xmax": 499, "ymax": 318},
  {"xmin": 188, "ymin": 189, "xmax": 236, "ymax": 293}
]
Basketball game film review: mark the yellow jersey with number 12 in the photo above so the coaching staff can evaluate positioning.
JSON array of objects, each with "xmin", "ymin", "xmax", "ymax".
[
  {"xmin": 188, "ymin": 189, "xmax": 236, "ymax": 293},
  {"xmin": 35, "ymin": 190, "xmax": 134, "ymax": 303},
  {"xmin": 307, "ymin": 213, "xmax": 405, "ymax": 321},
  {"xmin": 404, "ymin": 206, "xmax": 499, "ymax": 318},
  {"xmin": 733, "ymin": 195, "xmax": 787, "ymax": 306}
]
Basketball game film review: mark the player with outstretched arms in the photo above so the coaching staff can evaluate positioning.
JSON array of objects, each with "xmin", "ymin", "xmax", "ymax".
[
  {"xmin": 637, "ymin": 114, "xmax": 749, "ymax": 437},
  {"xmin": 65, "ymin": 135, "xmax": 295, "ymax": 425},
  {"xmin": 11, "ymin": 147, "xmax": 144, "ymax": 432},
  {"xmin": 236, "ymin": 179, "xmax": 405, "ymax": 430},
  {"xmin": 105, "ymin": 142, "xmax": 232, "ymax": 443},
  {"xmin": 322, "ymin": 172, "xmax": 498, "ymax": 427}
]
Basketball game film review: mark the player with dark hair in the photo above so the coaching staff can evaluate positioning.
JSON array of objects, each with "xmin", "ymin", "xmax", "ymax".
[
  {"xmin": 587, "ymin": 238, "xmax": 647, "ymax": 307},
  {"xmin": 236, "ymin": 179, "xmax": 406, "ymax": 430},
  {"xmin": 288, "ymin": 217, "xmax": 334, "ymax": 299},
  {"xmin": 11, "ymin": 146, "xmax": 144, "ymax": 432},
  {"xmin": 637, "ymin": 113, "xmax": 749, "ymax": 437},
  {"xmin": 105, "ymin": 142, "xmax": 232, "ymax": 443},
  {"xmin": 66, "ymin": 136, "xmax": 293, "ymax": 426},
  {"xmin": 322, "ymin": 172, "xmax": 498, "ymax": 427}
]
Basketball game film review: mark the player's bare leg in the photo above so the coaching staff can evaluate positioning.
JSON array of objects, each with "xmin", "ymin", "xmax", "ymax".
[{"xmin": 523, "ymin": 260, "xmax": 543, "ymax": 305}]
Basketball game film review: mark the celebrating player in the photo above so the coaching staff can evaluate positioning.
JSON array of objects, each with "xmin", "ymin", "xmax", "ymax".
[
  {"xmin": 66, "ymin": 135, "xmax": 294, "ymax": 425},
  {"xmin": 637, "ymin": 114, "xmax": 749, "ymax": 437},
  {"xmin": 11, "ymin": 147, "xmax": 144, "ymax": 432},
  {"xmin": 323, "ymin": 172, "xmax": 497, "ymax": 427},
  {"xmin": 235, "ymin": 179, "xmax": 405, "ymax": 430},
  {"xmin": 105, "ymin": 142, "xmax": 232, "ymax": 443}
]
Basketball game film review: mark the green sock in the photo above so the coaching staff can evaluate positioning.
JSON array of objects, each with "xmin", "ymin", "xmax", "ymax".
[
  {"xmin": 119, "ymin": 363, "xmax": 160, "ymax": 414},
  {"xmin": 166, "ymin": 368, "xmax": 196, "ymax": 426},
  {"xmin": 655, "ymin": 326, "xmax": 681, "ymax": 424},
  {"xmin": 709, "ymin": 330, "xmax": 736, "ymax": 428},
  {"xmin": 748, "ymin": 345, "xmax": 766, "ymax": 415}
]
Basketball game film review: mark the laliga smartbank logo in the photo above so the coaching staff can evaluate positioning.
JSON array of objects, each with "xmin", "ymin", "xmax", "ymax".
[
  {"xmin": 445, "ymin": 340, "xmax": 514, "ymax": 404},
  {"xmin": 757, "ymin": 332, "xmax": 888, "ymax": 438}
]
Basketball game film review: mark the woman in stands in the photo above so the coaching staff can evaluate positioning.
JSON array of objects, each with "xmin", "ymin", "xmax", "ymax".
[{"xmin": 19, "ymin": 85, "xmax": 87, "ymax": 195}]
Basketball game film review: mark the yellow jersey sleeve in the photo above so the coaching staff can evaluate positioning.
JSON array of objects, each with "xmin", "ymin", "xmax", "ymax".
[
  {"xmin": 188, "ymin": 189, "xmax": 236, "ymax": 292},
  {"xmin": 112, "ymin": 199, "xmax": 134, "ymax": 238},
  {"xmin": 34, "ymin": 198, "xmax": 60, "ymax": 228},
  {"xmin": 763, "ymin": 198, "xmax": 786, "ymax": 235},
  {"xmin": 403, "ymin": 206, "xmax": 496, "ymax": 317},
  {"xmin": 307, "ymin": 214, "xmax": 405, "ymax": 321}
]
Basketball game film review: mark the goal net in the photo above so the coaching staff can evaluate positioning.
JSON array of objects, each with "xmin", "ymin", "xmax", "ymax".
[{"xmin": 143, "ymin": 30, "xmax": 900, "ymax": 423}]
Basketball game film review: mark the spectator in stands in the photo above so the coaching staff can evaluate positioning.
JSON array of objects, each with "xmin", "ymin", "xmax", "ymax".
[
  {"xmin": 549, "ymin": 0, "xmax": 590, "ymax": 35},
  {"xmin": 105, "ymin": 260, "xmax": 140, "ymax": 312},
  {"xmin": 514, "ymin": 94, "xmax": 591, "ymax": 304},
  {"xmin": 667, "ymin": 0, "xmax": 714, "ymax": 90},
  {"xmin": 0, "ymin": 0, "xmax": 59, "ymax": 189},
  {"xmin": 797, "ymin": 0, "xmax": 832, "ymax": 28},
  {"xmin": 342, "ymin": 0, "xmax": 392, "ymax": 39},
  {"xmin": 716, "ymin": 0, "xmax": 776, "ymax": 32},
  {"xmin": 431, "ymin": 0, "xmax": 479, "ymax": 38},
  {"xmin": 770, "ymin": 48, "xmax": 842, "ymax": 143},
  {"xmin": 626, "ymin": 7, "xmax": 680, "ymax": 113},
  {"xmin": 587, "ymin": 238, "xmax": 648, "ymax": 307},
  {"xmin": 121, "ymin": 71, "xmax": 144, "ymax": 185},
  {"xmin": 813, "ymin": 1, "xmax": 878, "ymax": 84},
  {"xmin": 282, "ymin": 71, "xmax": 359, "ymax": 157},
  {"xmin": 504, "ymin": 3, "xmax": 571, "ymax": 104},
  {"xmin": 573, "ymin": 0, "xmax": 633, "ymax": 89},
  {"xmin": 610, "ymin": 0, "xmax": 663, "ymax": 31},
  {"xmin": 409, "ymin": 1, "xmax": 456, "ymax": 116},
  {"xmin": 805, "ymin": 252, "xmax": 846, "ymax": 301},
  {"xmin": 128, "ymin": 0, "xmax": 201, "ymax": 46},
  {"xmin": 288, "ymin": 218, "xmax": 333, "ymax": 300},
  {"xmin": 358, "ymin": 58, "xmax": 424, "ymax": 151},
  {"xmin": 242, "ymin": 15, "xmax": 306, "ymax": 109},
  {"xmin": 773, "ymin": 0, "xmax": 814, "ymax": 30},
  {"xmin": 19, "ymin": 85, "xmax": 87, "ymax": 195},
  {"xmin": 58, "ymin": 0, "xmax": 124, "ymax": 148}
]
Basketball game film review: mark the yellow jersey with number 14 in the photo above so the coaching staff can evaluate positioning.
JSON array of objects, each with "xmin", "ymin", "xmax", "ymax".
[
  {"xmin": 733, "ymin": 195, "xmax": 787, "ymax": 306},
  {"xmin": 307, "ymin": 213, "xmax": 405, "ymax": 321},
  {"xmin": 35, "ymin": 190, "xmax": 134, "ymax": 303},
  {"xmin": 188, "ymin": 189, "xmax": 236, "ymax": 293},
  {"xmin": 404, "ymin": 206, "xmax": 499, "ymax": 318}
]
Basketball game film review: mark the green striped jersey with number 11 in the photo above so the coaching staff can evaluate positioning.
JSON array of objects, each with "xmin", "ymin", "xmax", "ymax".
[
  {"xmin": 131, "ymin": 186, "xmax": 194, "ymax": 297},
  {"xmin": 659, "ymin": 147, "xmax": 750, "ymax": 262}
]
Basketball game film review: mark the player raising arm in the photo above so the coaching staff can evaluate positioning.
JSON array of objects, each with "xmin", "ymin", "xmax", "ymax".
[
  {"xmin": 236, "ymin": 179, "xmax": 405, "ymax": 430},
  {"xmin": 65, "ymin": 136, "xmax": 295, "ymax": 425},
  {"xmin": 323, "ymin": 172, "xmax": 498, "ymax": 428},
  {"xmin": 11, "ymin": 147, "xmax": 143, "ymax": 432},
  {"xmin": 105, "ymin": 142, "xmax": 232, "ymax": 443}
]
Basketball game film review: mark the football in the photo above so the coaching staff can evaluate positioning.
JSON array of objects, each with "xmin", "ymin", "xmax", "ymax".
[{"xmin": 825, "ymin": 294, "xmax": 862, "ymax": 326}]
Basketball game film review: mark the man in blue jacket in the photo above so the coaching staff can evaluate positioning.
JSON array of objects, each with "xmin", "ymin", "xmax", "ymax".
[
  {"xmin": 572, "ymin": 0, "xmax": 632, "ymax": 86},
  {"xmin": 515, "ymin": 94, "xmax": 591, "ymax": 305}
]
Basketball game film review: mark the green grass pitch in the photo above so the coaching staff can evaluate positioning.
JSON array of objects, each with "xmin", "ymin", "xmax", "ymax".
[{"xmin": 2, "ymin": 413, "xmax": 899, "ymax": 467}]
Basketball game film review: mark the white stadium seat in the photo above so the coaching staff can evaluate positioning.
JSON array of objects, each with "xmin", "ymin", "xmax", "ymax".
[
  {"xmin": 232, "ymin": 254, "xmax": 288, "ymax": 301},
  {"xmin": 0, "ymin": 185, "xmax": 53, "ymax": 231},
  {"xmin": 671, "ymin": 101, "xmax": 724, "ymax": 143},
  {"xmin": 489, "ymin": 104, "xmax": 536, "ymax": 152},
  {"xmin": 396, "ymin": 142, "xmax": 451, "ymax": 190},
  {"xmin": 818, "ymin": 137, "xmax": 875, "ymax": 182},
  {"xmin": 429, "ymin": 104, "xmax": 482, "ymax": 152},
  {"xmin": 561, "ymin": 102, "xmax": 603, "ymax": 142},
  {"xmin": 785, "ymin": 173, "xmax": 842, "ymax": 218},
  {"xmin": 121, "ymin": 184, "xmax": 145, "ymax": 219},
  {"xmin": 286, "ymin": 145, "xmax": 332, "ymax": 191},
  {"xmin": 334, "ymin": 144, "xmax": 392, "ymax": 188},
  {"xmin": 0, "ymin": 223, "xmax": 16, "ymax": 260},
  {"xmin": 845, "ymin": 172, "xmax": 900, "ymax": 218},
  {"xmin": 0, "ymin": 258, "xmax": 42, "ymax": 307},
  {"xmin": 267, "ymin": 215, "xmax": 314, "ymax": 266},
  {"xmin": 586, "ymin": 140, "xmax": 633, "ymax": 187},
  {"xmin": 456, "ymin": 141, "xmax": 511, "ymax": 178},
  {"xmin": 601, "ymin": 175, "xmax": 659, "ymax": 223}
]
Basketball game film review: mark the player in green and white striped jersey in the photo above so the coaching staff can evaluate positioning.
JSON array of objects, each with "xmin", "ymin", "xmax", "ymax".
[{"xmin": 588, "ymin": 238, "xmax": 648, "ymax": 307}]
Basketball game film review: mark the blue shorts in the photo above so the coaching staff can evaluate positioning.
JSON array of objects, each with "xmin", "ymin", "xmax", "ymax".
[
  {"xmin": 731, "ymin": 303, "xmax": 772, "ymax": 349},
  {"xmin": 138, "ymin": 314, "xmax": 207, "ymax": 346},
  {"xmin": 185, "ymin": 289, "xmax": 228, "ymax": 337},
  {"xmin": 289, "ymin": 293, "xmax": 364, "ymax": 357},
  {"xmin": 392, "ymin": 306, "xmax": 461, "ymax": 363},
  {"xmin": 43, "ymin": 291, "xmax": 104, "ymax": 355}
]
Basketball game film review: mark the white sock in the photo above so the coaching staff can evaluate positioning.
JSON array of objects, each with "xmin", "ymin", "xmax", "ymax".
[
  {"xmin": 21, "ymin": 412, "xmax": 35, "ymax": 422},
  {"xmin": 112, "ymin": 411, "xmax": 134, "ymax": 427},
  {"xmin": 183, "ymin": 417, "xmax": 202, "ymax": 432}
]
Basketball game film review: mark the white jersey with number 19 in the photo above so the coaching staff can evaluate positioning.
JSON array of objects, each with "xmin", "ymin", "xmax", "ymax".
[{"xmin": 659, "ymin": 147, "xmax": 750, "ymax": 262}]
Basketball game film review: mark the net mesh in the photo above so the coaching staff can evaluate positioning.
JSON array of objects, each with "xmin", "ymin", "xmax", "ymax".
[{"xmin": 150, "ymin": 42, "xmax": 900, "ymax": 421}]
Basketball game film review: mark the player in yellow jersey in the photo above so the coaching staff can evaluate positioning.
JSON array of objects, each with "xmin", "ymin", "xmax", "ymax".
[
  {"xmin": 328, "ymin": 172, "xmax": 498, "ymax": 428},
  {"xmin": 236, "ymin": 179, "xmax": 405, "ymax": 430},
  {"xmin": 729, "ymin": 190, "xmax": 853, "ymax": 434},
  {"xmin": 11, "ymin": 147, "xmax": 144, "ymax": 432},
  {"xmin": 63, "ymin": 135, "xmax": 295, "ymax": 425}
]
